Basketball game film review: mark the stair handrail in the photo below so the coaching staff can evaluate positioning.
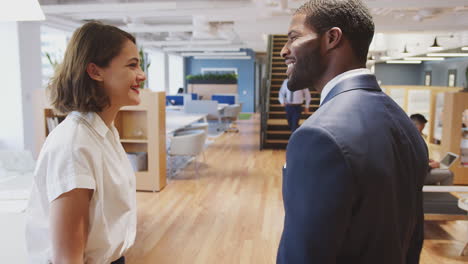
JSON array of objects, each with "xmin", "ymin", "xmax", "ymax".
[{"xmin": 260, "ymin": 35, "xmax": 274, "ymax": 150}]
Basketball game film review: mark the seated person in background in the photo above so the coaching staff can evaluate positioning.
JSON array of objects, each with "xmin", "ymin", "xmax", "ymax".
[{"xmin": 410, "ymin": 113, "xmax": 454, "ymax": 185}]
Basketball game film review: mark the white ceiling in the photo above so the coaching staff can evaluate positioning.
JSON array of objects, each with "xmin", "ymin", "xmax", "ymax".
[{"xmin": 38, "ymin": 0, "xmax": 468, "ymax": 55}]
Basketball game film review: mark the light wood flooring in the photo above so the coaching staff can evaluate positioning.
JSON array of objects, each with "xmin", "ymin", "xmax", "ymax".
[{"xmin": 127, "ymin": 114, "xmax": 468, "ymax": 264}]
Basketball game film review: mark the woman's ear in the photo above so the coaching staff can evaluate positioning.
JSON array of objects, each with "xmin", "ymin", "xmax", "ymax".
[{"xmin": 86, "ymin": 63, "xmax": 104, "ymax": 82}]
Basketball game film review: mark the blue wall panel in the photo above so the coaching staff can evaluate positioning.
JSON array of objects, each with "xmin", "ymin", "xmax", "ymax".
[
  {"xmin": 422, "ymin": 57, "xmax": 468, "ymax": 87},
  {"xmin": 374, "ymin": 63, "xmax": 423, "ymax": 85},
  {"xmin": 185, "ymin": 49, "xmax": 256, "ymax": 112}
]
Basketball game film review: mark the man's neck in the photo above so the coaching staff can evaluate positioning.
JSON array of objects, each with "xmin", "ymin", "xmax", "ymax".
[{"xmin": 314, "ymin": 62, "xmax": 366, "ymax": 94}]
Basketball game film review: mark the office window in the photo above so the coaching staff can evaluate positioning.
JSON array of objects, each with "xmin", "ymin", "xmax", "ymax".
[
  {"xmin": 168, "ymin": 54, "xmax": 184, "ymax": 95},
  {"xmin": 147, "ymin": 50, "xmax": 165, "ymax": 92},
  {"xmin": 40, "ymin": 26, "xmax": 70, "ymax": 87}
]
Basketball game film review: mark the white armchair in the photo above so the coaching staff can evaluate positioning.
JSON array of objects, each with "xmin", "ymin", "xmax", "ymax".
[
  {"xmin": 168, "ymin": 129, "xmax": 207, "ymax": 179},
  {"xmin": 221, "ymin": 104, "xmax": 242, "ymax": 133}
]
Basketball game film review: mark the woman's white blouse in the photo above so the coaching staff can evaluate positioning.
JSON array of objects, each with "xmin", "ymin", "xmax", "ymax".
[{"xmin": 26, "ymin": 111, "xmax": 137, "ymax": 264}]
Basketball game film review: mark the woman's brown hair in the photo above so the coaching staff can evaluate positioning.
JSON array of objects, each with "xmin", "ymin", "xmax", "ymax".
[{"xmin": 48, "ymin": 21, "xmax": 135, "ymax": 114}]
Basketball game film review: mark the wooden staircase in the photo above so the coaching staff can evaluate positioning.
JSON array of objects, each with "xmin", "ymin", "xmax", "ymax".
[{"xmin": 261, "ymin": 35, "xmax": 320, "ymax": 149}]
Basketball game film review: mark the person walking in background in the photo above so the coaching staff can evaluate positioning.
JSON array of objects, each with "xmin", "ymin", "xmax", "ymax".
[
  {"xmin": 26, "ymin": 22, "xmax": 146, "ymax": 264},
  {"xmin": 278, "ymin": 78, "xmax": 311, "ymax": 132},
  {"xmin": 277, "ymin": 1, "xmax": 428, "ymax": 263}
]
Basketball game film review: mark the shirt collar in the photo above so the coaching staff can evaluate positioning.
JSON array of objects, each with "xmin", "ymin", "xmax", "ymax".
[
  {"xmin": 70, "ymin": 111, "xmax": 111, "ymax": 138},
  {"xmin": 319, "ymin": 68, "xmax": 373, "ymax": 105}
]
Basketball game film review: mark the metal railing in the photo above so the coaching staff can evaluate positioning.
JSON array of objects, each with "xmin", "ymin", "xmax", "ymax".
[{"xmin": 260, "ymin": 35, "xmax": 274, "ymax": 150}]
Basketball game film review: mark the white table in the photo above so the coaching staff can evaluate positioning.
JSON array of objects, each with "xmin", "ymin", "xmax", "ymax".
[
  {"xmin": 458, "ymin": 196, "xmax": 468, "ymax": 256},
  {"xmin": 166, "ymin": 103, "xmax": 229, "ymax": 112},
  {"xmin": 166, "ymin": 111, "xmax": 207, "ymax": 134},
  {"xmin": 0, "ymin": 173, "xmax": 32, "ymax": 264}
]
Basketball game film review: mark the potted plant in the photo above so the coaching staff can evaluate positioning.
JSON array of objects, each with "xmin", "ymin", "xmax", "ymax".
[
  {"xmin": 186, "ymin": 73, "xmax": 238, "ymax": 84},
  {"xmin": 139, "ymin": 47, "xmax": 151, "ymax": 88}
]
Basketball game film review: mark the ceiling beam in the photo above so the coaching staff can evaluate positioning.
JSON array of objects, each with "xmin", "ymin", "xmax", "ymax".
[
  {"xmin": 364, "ymin": 0, "xmax": 468, "ymax": 9},
  {"xmin": 140, "ymin": 39, "xmax": 233, "ymax": 47},
  {"xmin": 181, "ymin": 52, "xmax": 247, "ymax": 57},
  {"xmin": 41, "ymin": 2, "xmax": 176, "ymax": 14},
  {"xmin": 163, "ymin": 46, "xmax": 244, "ymax": 52},
  {"xmin": 120, "ymin": 25, "xmax": 193, "ymax": 33}
]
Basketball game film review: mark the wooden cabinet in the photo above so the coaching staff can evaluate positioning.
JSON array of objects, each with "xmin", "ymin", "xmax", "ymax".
[
  {"xmin": 34, "ymin": 89, "xmax": 167, "ymax": 191},
  {"xmin": 441, "ymin": 92, "xmax": 468, "ymax": 185}
]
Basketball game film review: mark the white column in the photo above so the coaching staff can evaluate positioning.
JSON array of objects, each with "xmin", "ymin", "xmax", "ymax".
[
  {"xmin": 0, "ymin": 21, "xmax": 42, "ymax": 152},
  {"xmin": 164, "ymin": 52, "xmax": 170, "ymax": 94}
]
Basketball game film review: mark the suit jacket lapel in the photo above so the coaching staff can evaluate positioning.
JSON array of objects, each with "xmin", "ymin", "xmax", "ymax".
[{"xmin": 321, "ymin": 74, "xmax": 381, "ymax": 106}]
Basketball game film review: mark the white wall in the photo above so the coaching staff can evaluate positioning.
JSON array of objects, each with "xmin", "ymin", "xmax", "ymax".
[
  {"xmin": 0, "ymin": 22, "xmax": 24, "ymax": 150},
  {"xmin": 0, "ymin": 21, "xmax": 42, "ymax": 152},
  {"xmin": 147, "ymin": 50, "xmax": 166, "ymax": 92},
  {"xmin": 168, "ymin": 54, "xmax": 184, "ymax": 95},
  {"xmin": 18, "ymin": 22, "xmax": 42, "ymax": 153}
]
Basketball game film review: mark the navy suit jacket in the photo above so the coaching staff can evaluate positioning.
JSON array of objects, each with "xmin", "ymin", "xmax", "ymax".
[{"xmin": 277, "ymin": 74, "xmax": 428, "ymax": 264}]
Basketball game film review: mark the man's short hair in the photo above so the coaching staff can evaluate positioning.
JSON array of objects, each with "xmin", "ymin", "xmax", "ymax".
[
  {"xmin": 410, "ymin": 114, "xmax": 428, "ymax": 124},
  {"xmin": 295, "ymin": 0, "xmax": 375, "ymax": 64}
]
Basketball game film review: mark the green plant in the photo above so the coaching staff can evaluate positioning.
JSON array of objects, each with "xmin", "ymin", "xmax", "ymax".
[
  {"xmin": 465, "ymin": 66, "xmax": 468, "ymax": 87},
  {"xmin": 139, "ymin": 47, "xmax": 151, "ymax": 88},
  {"xmin": 186, "ymin": 73, "xmax": 238, "ymax": 82},
  {"xmin": 45, "ymin": 52, "xmax": 59, "ymax": 69}
]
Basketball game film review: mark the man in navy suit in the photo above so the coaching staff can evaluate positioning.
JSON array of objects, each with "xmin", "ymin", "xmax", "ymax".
[{"xmin": 277, "ymin": 1, "xmax": 428, "ymax": 263}]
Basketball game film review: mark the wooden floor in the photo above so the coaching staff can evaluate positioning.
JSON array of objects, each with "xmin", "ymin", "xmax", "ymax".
[{"xmin": 127, "ymin": 114, "xmax": 468, "ymax": 264}]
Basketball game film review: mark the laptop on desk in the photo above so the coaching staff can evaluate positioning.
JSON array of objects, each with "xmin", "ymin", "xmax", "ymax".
[{"xmin": 439, "ymin": 152, "xmax": 459, "ymax": 169}]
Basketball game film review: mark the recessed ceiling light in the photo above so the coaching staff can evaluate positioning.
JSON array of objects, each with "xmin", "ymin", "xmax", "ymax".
[
  {"xmin": 386, "ymin": 60, "xmax": 422, "ymax": 64},
  {"xmin": 427, "ymin": 53, "xmax": 468, "ymax": 57},
  {"xmin": 404, "ymin": 57, "xmax": 444, "ymax": 61}
]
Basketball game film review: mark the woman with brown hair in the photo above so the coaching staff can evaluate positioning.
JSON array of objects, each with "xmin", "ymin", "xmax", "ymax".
[{"xmin": 26, "ymin": 21, "xmax": 145, "ymax": 264}]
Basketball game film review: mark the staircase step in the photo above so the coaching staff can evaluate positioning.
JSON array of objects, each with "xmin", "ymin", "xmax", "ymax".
[
  {"xmin": 266, "ymin": 131, "xmax": 292, "ymax": 140},
  {"xmin": 267, "ymin": 119, "xmax": 306, "ymax": 125},
  {"xmin": 269, "ymin": 113, "xmax": 312, "ymax": 119}
]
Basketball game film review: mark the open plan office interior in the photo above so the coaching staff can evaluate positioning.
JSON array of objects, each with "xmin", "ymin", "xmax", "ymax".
[{"xmin": 1, "ymin": 0, "xmax": 468, "ymax": 263}]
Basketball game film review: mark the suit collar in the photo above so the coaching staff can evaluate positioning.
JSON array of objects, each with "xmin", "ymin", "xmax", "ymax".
[{"xmin": 321, "ymin": 74, "xmax": 381, "ymax": 106}]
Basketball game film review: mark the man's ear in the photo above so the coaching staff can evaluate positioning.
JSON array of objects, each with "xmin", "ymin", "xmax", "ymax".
[
  {"xmin": 323, "ymin": 27, "xmax": 343, "ymax": 51},
  {"xmin": 86, "ymin": 63, "xmax": 104, "ymax": 82}
]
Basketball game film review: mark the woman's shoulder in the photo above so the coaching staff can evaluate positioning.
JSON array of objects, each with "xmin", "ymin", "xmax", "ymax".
[{"xmin": 42, "ymin": 112, "xmax": 100, "ymax": 154}]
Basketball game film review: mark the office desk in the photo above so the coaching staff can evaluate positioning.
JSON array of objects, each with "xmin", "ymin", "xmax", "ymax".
[
  {"xmin": 166, "ymin": 111, "xmax": 207, "ymax": 134},
  {"xmin": 166, "ymin": 103, "xmax": 229, "ymax": 112}
]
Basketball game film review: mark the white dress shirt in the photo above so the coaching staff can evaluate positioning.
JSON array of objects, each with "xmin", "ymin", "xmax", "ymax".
[
  {"xmin": 320, "ymin": 68, "xmax": 373, "ymax": 105},
  {"xmin": 278, "ymin": 79, "xmax": 312, "ymax": 108},
  {"xmin": 26, "ymin": 111, "xmax": 137, "ymax": 264}
]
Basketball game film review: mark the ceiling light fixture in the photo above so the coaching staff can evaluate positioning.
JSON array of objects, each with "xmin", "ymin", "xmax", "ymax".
[
  {"xmin": 404, "ymin": 57, "xmax": 444, "ymax": 61},
  {"xmin": 428, "ymin": 37, "xmax": 443, "ymax": 51},
  {"xmin": 163, "ymin": 46, "xmax": 243, "ymax": 52},
  {"xmin": 193, "ymin": 56, "xmax": 251, "ymax": 60},
  {"xmin": 386, "ymin": 60, "xmax": 422, "ymax": 64},
  {"xmin": 402, "ymin": 45, "xmax": 409, "ymax": 54},
  {"xmin": 427, "ymin": 53, "xmax": 468, "ymax": 57},
  {"xmin": 462, "ymin": 47, "xmax": 468, "ymax": 51},
  {"xmin": 181, "ymin": 52, "xmax": 247, "ymax": 57}
]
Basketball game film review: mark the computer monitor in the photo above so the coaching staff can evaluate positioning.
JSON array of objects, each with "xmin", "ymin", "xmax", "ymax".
[{"xmin": 439, "ymin": 152, "xmax": 459, "ymax": 169}]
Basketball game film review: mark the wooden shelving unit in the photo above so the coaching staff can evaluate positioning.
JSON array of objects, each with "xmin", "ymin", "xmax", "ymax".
[
  {"xmin": 382, "ymin": 86, "xmax": 468, "ymax": 184},
  {"xmin": 440, "ymin": 92, "xmax": 468, "ymax": 185},
  {"xmin": 118, "ymin": 91, "xmax": 167, "ymax": 191},
  {"xmin": 34, "ymin": 89, "xmax": 167, "ymax": 192},
  {"xmin": 382, "ymin": 85, "xmax": 462, "ymax": 147}
]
